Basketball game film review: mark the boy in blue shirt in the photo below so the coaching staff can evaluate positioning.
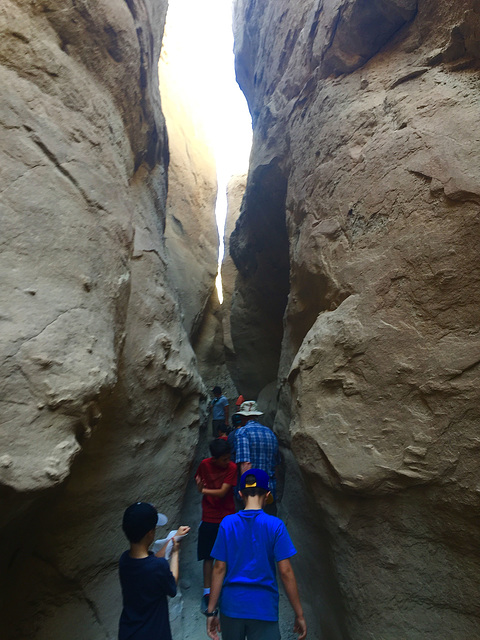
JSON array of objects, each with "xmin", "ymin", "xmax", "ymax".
[{"xmin": 206, "ymin": 469, "xmax": 307, "ymax": 640}]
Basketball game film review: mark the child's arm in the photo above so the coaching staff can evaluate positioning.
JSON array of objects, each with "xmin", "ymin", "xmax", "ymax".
[
  {"xmin": 195, "ymin": 474, "xmax": 205, "ymax": 493},
  {"xmin": 201, "ymin": 482, "xmax": 233, "ymax": 498},
  {"xmin": 206, "ymin": 560, "xmax": 226, "ymax": 640},
  {"xmin": 277, "ymin": 558, "xmax": 307, "ymax": 639},
  {"xmin": 154, "ymin": 526, "xmax": 190, "ymax": 558},
  {"xmin": 154, "ymin": 539, "xmax": 170, "ymax": 558},
  {"xmin": 176, "ymin": 525, "xmax": 190, "ymax": 537},
  {"xmin": 169, "ymin": 538, "xmax": 180, "ymax": 584}
]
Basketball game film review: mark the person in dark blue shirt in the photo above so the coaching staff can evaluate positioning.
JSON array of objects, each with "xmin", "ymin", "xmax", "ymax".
[
  {"xmin": 210, "ymin": 386, "xmax": 229, "ymax": 437},
  {"xmin": 235, "ymin": 401, "xmax": 281, "ymax": 515},
  {"xmin": 227, "ymin": 413, "xmax": 242, "ymax": 459},
  {"xmin": 118, "ymin": 502, "xmax": 190, "ymax": 640},
  {"xmin": 206, "ymin": 470, "xmax": 307, "ymax": 640}
]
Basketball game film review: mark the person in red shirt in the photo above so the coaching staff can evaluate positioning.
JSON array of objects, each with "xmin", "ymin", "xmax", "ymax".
[
  {"xmin": 235, "ymin": 394, "xmax": 245, "ymax": 410},
  {"xmin": 195, "ymin": 439, "xmax": 237, "ymax": 615}
]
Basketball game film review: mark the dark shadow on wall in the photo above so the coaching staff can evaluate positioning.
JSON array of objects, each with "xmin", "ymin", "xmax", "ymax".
[
  {"xmin": 279, "ymin": 449, "xmax": 350, "ymax": 640},
  {"xmin": 285, "ymin": 268, "xmax": 351, "ymax": 375},
  {"xmin": 0, "ymin": 374, "xmax": 200, "ymax": 639},
  {"xmin": 228, "ymin": 160, "xmax": 290, "ymax": 398}
]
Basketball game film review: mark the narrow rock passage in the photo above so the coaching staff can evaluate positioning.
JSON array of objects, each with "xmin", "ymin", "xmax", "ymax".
[{"xmin": 170, "ymin": 422, "xmax": 298, "ymax": 640}]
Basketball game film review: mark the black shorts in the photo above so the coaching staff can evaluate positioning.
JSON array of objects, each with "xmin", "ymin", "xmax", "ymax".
[
  {"xmin": 197, "ymin": 521, "xmax": 220, "ymax": 561},
  {"xmin": 219, "ymin": 614, "xmax": 280, "ymax": 640}
]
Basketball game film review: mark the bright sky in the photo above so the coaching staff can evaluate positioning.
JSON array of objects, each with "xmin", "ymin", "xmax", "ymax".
[{"xmin": 162, "ymin": 0, "xmax": 252, "ymax": 302}]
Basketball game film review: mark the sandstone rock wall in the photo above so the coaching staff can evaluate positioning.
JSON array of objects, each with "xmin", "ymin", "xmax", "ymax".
[
  {"xmin": 221, "ymin": 173, "xmax": 247, "ymax": 392},
  {"xmin": 229, "ymin": 161, "xmax": 290, "ymax": 399},
  {"xmin": 159, "ymin": 26, "xmax": 237, "ymax": 406},
  {"xmin": 192, "ymin": 287, "xmax": 238, "ymax": 403},
  {"xmin": 232, "ymin": 0, "xmax": 480, "ymax": 637},
  {"xmin": 159, "ymin": 29, "xmax": 219, "ymax": 340},
  {"xmin": 0, "ymin": 1, "xmax": 206, "ymax": 637},
  {"xmin": 191, "ymin": 175, "xmax": 244, "ymax": 413}
]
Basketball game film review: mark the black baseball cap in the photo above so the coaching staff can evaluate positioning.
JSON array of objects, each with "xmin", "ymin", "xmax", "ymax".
[{"xmin": 122, "ymin": 502, "xmax": 168, "ymax": 542}]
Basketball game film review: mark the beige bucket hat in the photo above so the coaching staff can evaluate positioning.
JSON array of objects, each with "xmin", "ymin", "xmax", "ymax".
[{"xmin": 237, "ymin": 400, "xmax": 263, "ymax": 416}]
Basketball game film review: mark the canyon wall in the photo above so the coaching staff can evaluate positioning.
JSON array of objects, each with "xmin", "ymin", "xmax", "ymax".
[
  {"xmin": 221, "ymin": 174, "xmax": 247, "ymax": 393},
  {"xmin": 0, "ymin": 1, "xmax": 213, "ymax": 637},
  {"xmin": 232, "ymin": 0, "xmax": 480, "ymax": 638},
  {"xmin": 159, "ymin": 25, "xmax": 237, "ymax": 405},
  {"xmin": 159, "ymin": 31, "xmax": 219, "ymax": 341}
]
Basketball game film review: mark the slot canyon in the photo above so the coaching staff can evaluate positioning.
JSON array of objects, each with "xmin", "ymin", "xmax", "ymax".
[{"xmin": 1, "ymin": 0, "xmax": 480, "ymax": 638}]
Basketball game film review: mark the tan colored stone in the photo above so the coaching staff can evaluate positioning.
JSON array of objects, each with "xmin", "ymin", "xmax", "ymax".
[
  {"xmin": 193, "ymin": 287, "xmax": 238, "ymax": 402},
  {"xmin": 0, "ymin": 1, "xmax": 206, "ymax": 637},
  {"xmin": 233, "ymin": 0, "xmax": 480, "ymax": 636},
  {"xmin": 0, "ymin": 0, "xmax": 172, "ymax": 492},
  {"xmin": 159, "ymin": 27, "xmax": 219, "ymax": 339},
  {"xmin": 221, "ymin": 174, "xmax": 247, "ymax": 386},
  {"xmin": 228, "ymin": 161, "xmax": 290, "ymax": 398}
]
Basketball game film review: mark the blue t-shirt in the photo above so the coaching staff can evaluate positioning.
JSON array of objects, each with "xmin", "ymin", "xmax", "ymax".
[
  {"xmin": 118, "ymin": 551, "xmax": 176, "ymax": 640},
  {"xmin": 227, "ymin": 429, "xmax": 237, "ymax": 458},
  {"xmin": 211, "ymin": 395, "xmax": 228, "ymax": 421},
  {"xmin": 211, "ymin": 509, "xmax": 296, "ymax": 621}
]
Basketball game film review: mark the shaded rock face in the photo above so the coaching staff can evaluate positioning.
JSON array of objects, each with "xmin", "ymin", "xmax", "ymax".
[
  {"xmin": 0, "ymin": 1, "xmax": 205, "ymax": 637},
  {"xmin": 229, "ymin": 162, "xmax": 290, "ymax": 398},
  {"xmin": 158, "ymin": 27, "xmax": 237, "ymax": 406},
  {"xmin": 192, "ymin": 288, "xmax": 238, "ymax": 403},
  {"xmin": 221, "ymin": 174, "xmax": 247, "ymax": 390},
  {"xmin": 233, "ymin": 0, "xmax": 480, "ymax": 637},
  {"xmin": 1, "ymin": 0, "xmax": 170, "ymax": 496}
]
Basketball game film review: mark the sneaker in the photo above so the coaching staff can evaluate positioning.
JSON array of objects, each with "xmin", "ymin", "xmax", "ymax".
[{"xmin": 200, "ymin": 593, "xmax": 209, "ymax": 615}]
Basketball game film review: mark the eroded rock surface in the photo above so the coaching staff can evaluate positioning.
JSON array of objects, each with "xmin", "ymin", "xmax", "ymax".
[
  {"xmin": 229, "ymin": 161, "xmax": 290, "ymax": 399},
  {"xmin": 0, "ymin": 1, "xmax": 205, "ymax": 637},
  {"xmin": 232, "ymin": 0, "xmax": 480, "ymax": 637},
  {"xmin": 192, "ymin": 287, "xmax": 238, "ymax": 403},
  {"xmin": 221, "ymin": 174, "xmax": 247, "ymax": 390},
  {"xmin": 159, "ymin": 29, "xmax": 219, "ymax": 340},
  {"xmin": 159, "ymin": 27, "xmax": 238, "ymax": 407}
]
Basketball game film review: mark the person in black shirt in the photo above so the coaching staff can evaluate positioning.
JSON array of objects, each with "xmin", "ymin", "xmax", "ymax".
[{"xmin": 118, "ymin": 502, "xmax": 190, "ymax": 640}]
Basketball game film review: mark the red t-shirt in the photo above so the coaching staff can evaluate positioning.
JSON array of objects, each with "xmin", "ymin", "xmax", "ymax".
[{"xmin": 196, "ymin": 457, "xmax": 237, "ymax": 523}]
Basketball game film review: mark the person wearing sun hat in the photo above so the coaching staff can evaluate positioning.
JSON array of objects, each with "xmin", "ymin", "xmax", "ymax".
[
  {"xmin": 118, "ymin": 502, "xmax": 190, "ymax": 640},
  {"xmin": 234, "ymin": 400, "xmax": 280, "ymax": 515},
  {"xmin": 205, "ymin": 469, "xmax": 307, "ymax": 640}
]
